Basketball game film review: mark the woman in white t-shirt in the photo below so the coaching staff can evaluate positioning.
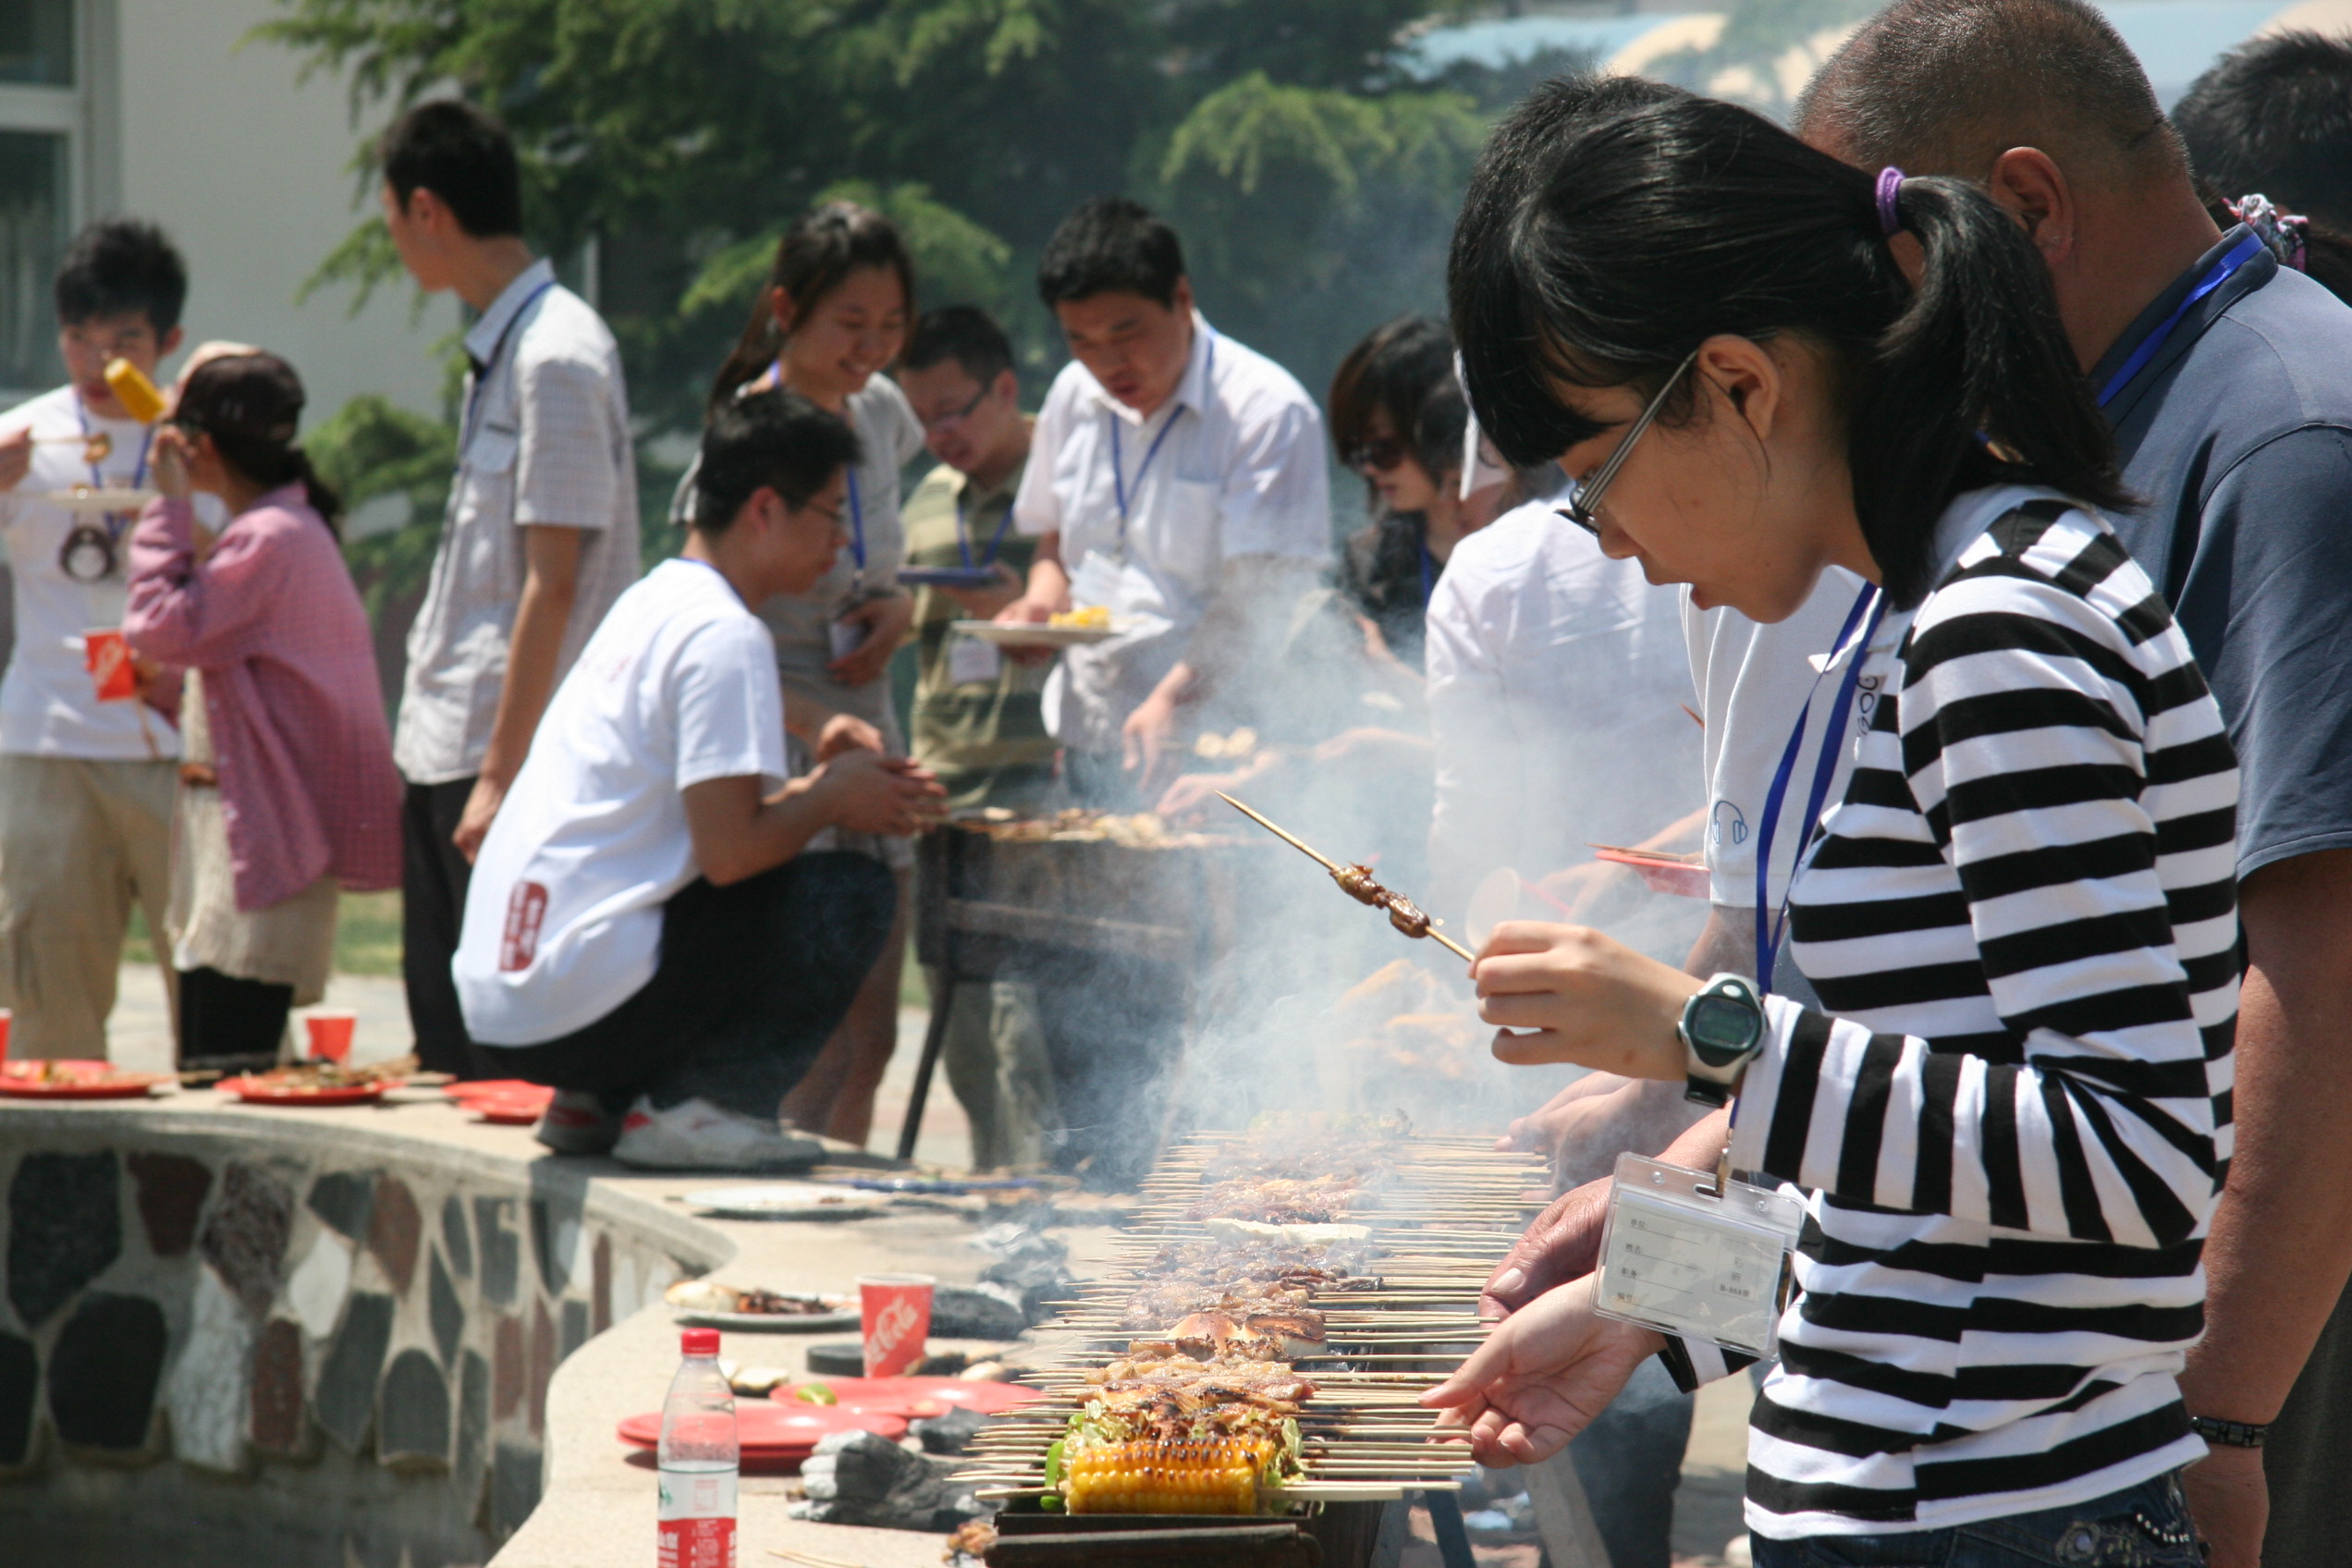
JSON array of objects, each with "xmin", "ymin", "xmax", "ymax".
[{"xmin": 677, "ymin": 202, "xmax": 929, "ymax": 1147}]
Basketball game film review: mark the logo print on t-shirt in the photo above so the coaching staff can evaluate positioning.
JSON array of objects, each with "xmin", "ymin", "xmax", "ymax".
[{"xmin": 500, "ymin": 882, "xmax": 550, "ymax": 972}]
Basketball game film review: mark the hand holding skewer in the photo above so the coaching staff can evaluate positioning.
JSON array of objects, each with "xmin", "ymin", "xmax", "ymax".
[{"xmin": 1217, "ymin": 793, "xmax": 1475, "ymax": 963}]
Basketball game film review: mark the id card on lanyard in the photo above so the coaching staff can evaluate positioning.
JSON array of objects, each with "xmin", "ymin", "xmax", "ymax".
[
  {"xmin": 1070, "ymin": 329, "xmax": 1214, "ymax": 613},
  {"xmin": 946, "ymin": 490, "xmax": 1015, "ymax": 685}
]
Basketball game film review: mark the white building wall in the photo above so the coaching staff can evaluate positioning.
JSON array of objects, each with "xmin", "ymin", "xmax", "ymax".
[{"xmin": 112, "ymin": 0, "xmax": 458, "ymax": 422}]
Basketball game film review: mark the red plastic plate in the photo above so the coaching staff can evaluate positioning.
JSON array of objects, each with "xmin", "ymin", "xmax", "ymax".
[
  {"xmin": 0, "ymin": 1060, "xmax": 166, "ymax": 1098},
  {"xmin": 217, "ymin": 1076, "xmax": 390, "ymax": 1107},
  {"xmin": 617, "ymin": 1402, "xmax": 907, "ymax": 1454},
  {"xmin": 778, "ymin": 1376, "xmax": 1044, "ymax": 1416}
]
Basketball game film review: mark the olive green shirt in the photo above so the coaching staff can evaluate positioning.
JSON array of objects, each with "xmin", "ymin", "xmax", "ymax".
[{"xmin": 903, "ymin": 458, "xmax": 1057, "ymax": 809}]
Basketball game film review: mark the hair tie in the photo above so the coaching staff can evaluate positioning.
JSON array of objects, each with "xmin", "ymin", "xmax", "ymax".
[{"xmin": 1876, "ymin": 166, "xmax": 1907, "ymax": 238}]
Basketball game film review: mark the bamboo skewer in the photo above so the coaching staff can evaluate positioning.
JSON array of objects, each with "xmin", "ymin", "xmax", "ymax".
[{"xmin": 1216, "ymin": 792, "xmax": 1476, "ymax": 963}]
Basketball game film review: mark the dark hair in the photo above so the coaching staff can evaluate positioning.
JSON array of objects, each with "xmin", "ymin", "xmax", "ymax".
[
  {"xmin": 55, "ymin": 219, "xmax": 187, "ymax": 334},
  {"xmin": 693, "ymin": 389, "xmax": 863, "ymax": 534},
  {"xmin": 1329, "ymin": 316, "xmax": 1467, "ymax": 634},
  {"xmin": 2176, "ymin": 32, "xmax": 2352, "ymax": 233},
  {"xmin": 1037, "ymin": 197, "xmax": 1186, "ymax": 310},
  {"xmin": 173, "ymin": 353, "xmax": 343, "ymax": 535},
  {"xmin": 1329, "ymin": 316, "xmax": 1465, "ymax": 480},
  {"xmin": 1450, "ymin": 74, "xmax": 1684, "ymax": 481},
  {"xmin": 706, "ymin": 202, "xmax": 914, "ymax": 417},
  {"xmin": 1455, "ymin": 86, "xmax": 2129, "ymax": 606},
  {"xmin": 1795, "ymin": 0, "xmax": 2182, "ymax": 189},
  {"xmin": 903, "ymin": 304, "xmax": 1014, "ymax": 389},
  {"xmin": 377, "ymin": 100, "xmax": 524, "ymax": 239}
]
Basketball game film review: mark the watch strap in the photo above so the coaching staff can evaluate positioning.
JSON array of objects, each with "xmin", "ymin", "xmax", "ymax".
[{"xmin": 2188, "ymin": 1415, "xmax": 2268, "ymax": 1449}]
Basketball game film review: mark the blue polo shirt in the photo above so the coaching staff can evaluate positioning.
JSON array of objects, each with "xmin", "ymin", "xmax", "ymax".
[{"xmin": 2095, "ymin": 227, "xmax": 2352, "ymax": 878}]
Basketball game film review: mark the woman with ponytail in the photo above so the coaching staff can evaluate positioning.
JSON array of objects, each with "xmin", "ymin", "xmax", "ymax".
[
  {"xmin": 1427, "ymin": 88, "xmax": 2234, "ymax": 1564},
  {"xmin": 124, "ymin": 351, "xmax": 401, "ymax": 1072},
  {"xmin": 675, "ymin": 200, "xmax": 926, "ymax": 1145}
]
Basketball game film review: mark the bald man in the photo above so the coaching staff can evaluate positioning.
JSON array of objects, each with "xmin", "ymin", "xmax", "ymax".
[{"xmin": 1795, "ymin": 6, "xmax": 2352, "ymax": 1563}]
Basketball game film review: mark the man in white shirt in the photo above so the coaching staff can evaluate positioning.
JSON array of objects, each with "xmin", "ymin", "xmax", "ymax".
[
  {"xmin": 0, "ymin": 220, "xmax": 187, "ymax": 1059},
  {"xmin": 379, "ymin": 101, "xmax": 640, "ymax": 1076},
  {"xmin": 453, "ymin": 391, "xmax": 943, "ymax": 1169},
  {"xmin": 999, "ymin": 197, "xmax": 1330, "ymax": 804}
]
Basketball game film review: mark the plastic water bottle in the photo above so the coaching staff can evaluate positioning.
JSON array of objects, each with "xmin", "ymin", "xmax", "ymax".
[{"xmin": 657, "ymin": 1328, "xmax": 737, "ymax": 1568}]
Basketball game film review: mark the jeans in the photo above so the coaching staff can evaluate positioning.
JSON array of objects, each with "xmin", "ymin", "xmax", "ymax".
[
  {"xmin": 1749, "ymin": 1472, "xmax": 2200, "ymax": 1568},
  {"xmin": 481, "ymin": 852, "xmax": 895, "ymax": 1120}
]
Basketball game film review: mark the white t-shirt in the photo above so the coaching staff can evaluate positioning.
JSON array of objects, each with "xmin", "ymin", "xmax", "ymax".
[
  {"xmin": 1014, "ymin": 313, "xmax": 1329, "ymax": 752},
  {"xmin": 1681, "ymin": 566, "xmax": 1875, "ymax": 912},
  {"xmin": 453, "ymin": 558, "xmax": 786, "ymax": 1045},
  {"xmin": 1424, "ymin": 496, "xmax": 1700, "ymax": 919},
  {"xmin": 0, "ymin": 386, "xmax": 183, "ymax": 759}
]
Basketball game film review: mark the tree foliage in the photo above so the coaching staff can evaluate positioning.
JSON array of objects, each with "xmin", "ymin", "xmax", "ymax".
[{"xmin": 253, "ymin": 0, "xmax": 1493, "ymax": 436}]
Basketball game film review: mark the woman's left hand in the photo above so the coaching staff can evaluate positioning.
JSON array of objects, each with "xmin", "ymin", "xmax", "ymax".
[
  {"xmin": 151, "ymin": 425, "xmax": 193, "ymax": 501},
  {"xmin": 827, "ymin": 593, "xmax": 915, "ymax": 687},
  {"xmin": 1473, "ymin": 921, "xmax": 1703, "ymax": 1079},
  {"xmin": 1420, "ymin": 1275, "xmax": 1665, "ymax": 1467}
]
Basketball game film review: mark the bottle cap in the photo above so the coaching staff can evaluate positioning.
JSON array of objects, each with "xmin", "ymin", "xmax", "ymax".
[{"xmin": 681, "ymin": 1328, "xmax": 720, "ymax": 1356}]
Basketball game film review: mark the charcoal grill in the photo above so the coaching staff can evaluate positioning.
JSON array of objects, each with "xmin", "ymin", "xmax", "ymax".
[{"xmin": 895, "ymin": 820, "xmax": 1262, "ymax": 1160}]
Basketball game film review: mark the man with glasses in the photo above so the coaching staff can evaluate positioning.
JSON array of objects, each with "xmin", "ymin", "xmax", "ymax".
[
  {"xmin": 893, "ymin": 305, "xmax": 1062, "ymax": 1171},
  {"xmin": 0, "ymin": 219, "xmax": 188, "ymax": 1060}
]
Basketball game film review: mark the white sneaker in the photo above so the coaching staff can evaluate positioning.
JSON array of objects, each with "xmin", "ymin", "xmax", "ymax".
[
  {"xmin": 610, "ymin": 1096, "xmax": 824, "ymax": 1171},
  {"xmin": 533, "ymin": 1089, "xmax": 623, "ymax": 1155}
]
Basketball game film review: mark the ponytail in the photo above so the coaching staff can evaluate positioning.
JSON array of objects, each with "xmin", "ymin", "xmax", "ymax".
[
  {"xmin": 1455, "ymin": 82, "xmax": 2129, "ymax": 606},
  {"xmin": 209, "ymin": 429, "xmax": 344, "ymax": 538},
  {"xmin": 705, "ymin": 201, "xmax": 915, "ymax": 419},
  {"xmin": 1854, "ymin": 175, "xmax": 2127, "ymax": 601}
]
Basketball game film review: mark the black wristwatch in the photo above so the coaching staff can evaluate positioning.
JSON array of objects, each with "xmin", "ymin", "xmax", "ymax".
[
  {"xmin": 2189, "ymin": 1415, "xmax": 2268, "ymax": 1449},
  {"xmin": 1681, "ymin": 974, "xmax": 1767, "ymax": 1108}
]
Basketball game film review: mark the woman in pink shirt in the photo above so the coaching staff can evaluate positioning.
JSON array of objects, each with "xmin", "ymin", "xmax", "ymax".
[{"xmin": 125, "ymin": 352, "xmax": 401, "ymax": 1072}]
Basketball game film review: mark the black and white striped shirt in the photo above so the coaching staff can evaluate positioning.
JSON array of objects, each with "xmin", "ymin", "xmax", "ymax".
[{"xmin": 1725, "ymin": 487, "xmax": 2238, "ymax": 1538}]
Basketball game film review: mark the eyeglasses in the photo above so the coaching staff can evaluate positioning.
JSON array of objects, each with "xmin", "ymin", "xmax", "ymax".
[
  {"xmin": 919, "ymin": 380, "xmax": 993, "ymax": 434},
  {"xmin": 1345, "ymin": 435, "xmax": 1411, "ymax": 472},
  {"xmin": 1556, "ymin": 349, "xmax": 1698, "ymax": 537}
]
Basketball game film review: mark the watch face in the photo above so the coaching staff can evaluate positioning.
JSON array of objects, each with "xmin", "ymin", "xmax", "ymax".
[{"xmin": 1687, "ymin": 994, "xmax": 1759, "ymax": 1065}]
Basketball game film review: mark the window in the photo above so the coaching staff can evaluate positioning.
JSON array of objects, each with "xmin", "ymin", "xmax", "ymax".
[{"xmin": 0, "ymin": 0, "xmax": 77, "ymax": 396}]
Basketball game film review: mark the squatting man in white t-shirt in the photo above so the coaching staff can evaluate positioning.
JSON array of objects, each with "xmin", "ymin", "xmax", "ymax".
[{"xmin": 451, "ymin": 391, "xmax": 946, "ymax": 1170}]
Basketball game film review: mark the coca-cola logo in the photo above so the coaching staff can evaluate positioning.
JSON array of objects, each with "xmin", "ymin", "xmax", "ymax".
[{"xmin": 867, "ymin": 1297, "xmax": 921, "ymax": 1360}]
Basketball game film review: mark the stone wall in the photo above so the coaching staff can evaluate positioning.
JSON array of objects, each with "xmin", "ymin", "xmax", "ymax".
[{"xmin": 0, "ymin": 1109, "xmax": 728, "ymax": 1568}]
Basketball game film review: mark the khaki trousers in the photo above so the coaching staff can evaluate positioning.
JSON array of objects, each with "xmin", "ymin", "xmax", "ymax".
[
  {"xmin": 0, "ymin": 753, "xmax": 178, "ymax": 1060},
  {"xmin": 936, "ymin": 976, "xmax": 1062, "ymax": 1172}
]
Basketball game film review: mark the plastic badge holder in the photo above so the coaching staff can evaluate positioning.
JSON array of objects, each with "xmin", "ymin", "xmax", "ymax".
[{"xmin": 1594, "ymin": 1152, "xmax": 1804, "ymax": 1360}]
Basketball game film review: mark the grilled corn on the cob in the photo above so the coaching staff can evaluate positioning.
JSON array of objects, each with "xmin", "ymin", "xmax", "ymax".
[{"xmin": 1063, "ymin": 1437, "xmax": 1271, "ymax": 1514}]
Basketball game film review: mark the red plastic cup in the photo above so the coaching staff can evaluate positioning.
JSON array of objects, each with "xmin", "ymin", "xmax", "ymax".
[
  {"xmin": 83, "ymin": 629, "xmax": 136, "ymax": 703},
  {"xmin": 858, "ymin": 1273, "xmax": 934, "ymax": 1378},
  {"xmin": 0, "ymin": 1009, "xmax": 11, "ymax": 1061},
  {"xmin": 304, "ymin": 1011, "xmax": 357, "ymax": 1063}
]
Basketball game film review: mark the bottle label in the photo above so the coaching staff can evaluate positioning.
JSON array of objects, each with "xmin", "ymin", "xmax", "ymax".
[{"xmin": 657, "ymin": 1468, "xmax": 738, "ymax": 1568}]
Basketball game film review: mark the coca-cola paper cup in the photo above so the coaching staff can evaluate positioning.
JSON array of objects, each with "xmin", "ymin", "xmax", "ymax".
[
  {"xmin": 304, "ymin": 1011, "xmax": 358, "ymax": 1063},
  {"xmin": 859, "ymin": 1273, "xmax": 934, "ymax": 1378},
  {"xmin": 83, "ymin": 628, "xmax": 136, "ymax": 703}
]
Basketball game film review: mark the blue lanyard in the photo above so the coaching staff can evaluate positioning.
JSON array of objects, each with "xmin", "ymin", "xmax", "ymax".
[
  {"xmin": 462, "ymin": 277, "xmax": 557, "ymax": 449},
  {"xmin": 1752, "ymin": 582, "xmax": 1884, "ymax": 989},
  {"xmin": 2095, "ymin": 230, "xmax": 2262, "ymax": 409},
  {"xmin": 1419, "ymin": 543, "xmax": 1438, "ymax": 605},
  {"xmin": 75, "ymin": 398, "xmax": 153, "ymax": 537},
  {"xmin": 956, "ymin": 488, "xmax": 1014, "ymax": 570},
  {"xmin": 1107, "ymin": 329, "xmax": 1214, "ymax": 553}
]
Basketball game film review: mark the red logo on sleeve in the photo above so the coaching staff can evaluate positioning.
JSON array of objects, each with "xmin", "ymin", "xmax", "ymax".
[{"xmin": 500, "ymin": 882, "xmax": 550, "ymax": 972}]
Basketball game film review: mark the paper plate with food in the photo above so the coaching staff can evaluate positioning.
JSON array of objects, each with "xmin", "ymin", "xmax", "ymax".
[
  {"xmin": 44, "ymin": 486, "xmax": 160, "ymax": 515},
  {"xmin": 950, "ymin": 606, "xmax": 1123, "ymax": 647},
  {"xmin": 217, "ymin": 1059, "xmax": 411, "ymax": 1106},
  {"xmin": 665, "ymin": 1279, "xmax": 860, "ymax": 1331}
]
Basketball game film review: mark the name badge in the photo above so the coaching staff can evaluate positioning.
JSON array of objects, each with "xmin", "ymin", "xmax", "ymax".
[
  {"xmin": 1594, "ymin": 1153, "xmax": 1802, "ymax": 1360},
  {"xmin": 948, "ymin": 633, "xmax": 1001, "ymax": 686},
  {"xmin": 827, "ymin": 617, "xmax": 866, "ymax": 664}
]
